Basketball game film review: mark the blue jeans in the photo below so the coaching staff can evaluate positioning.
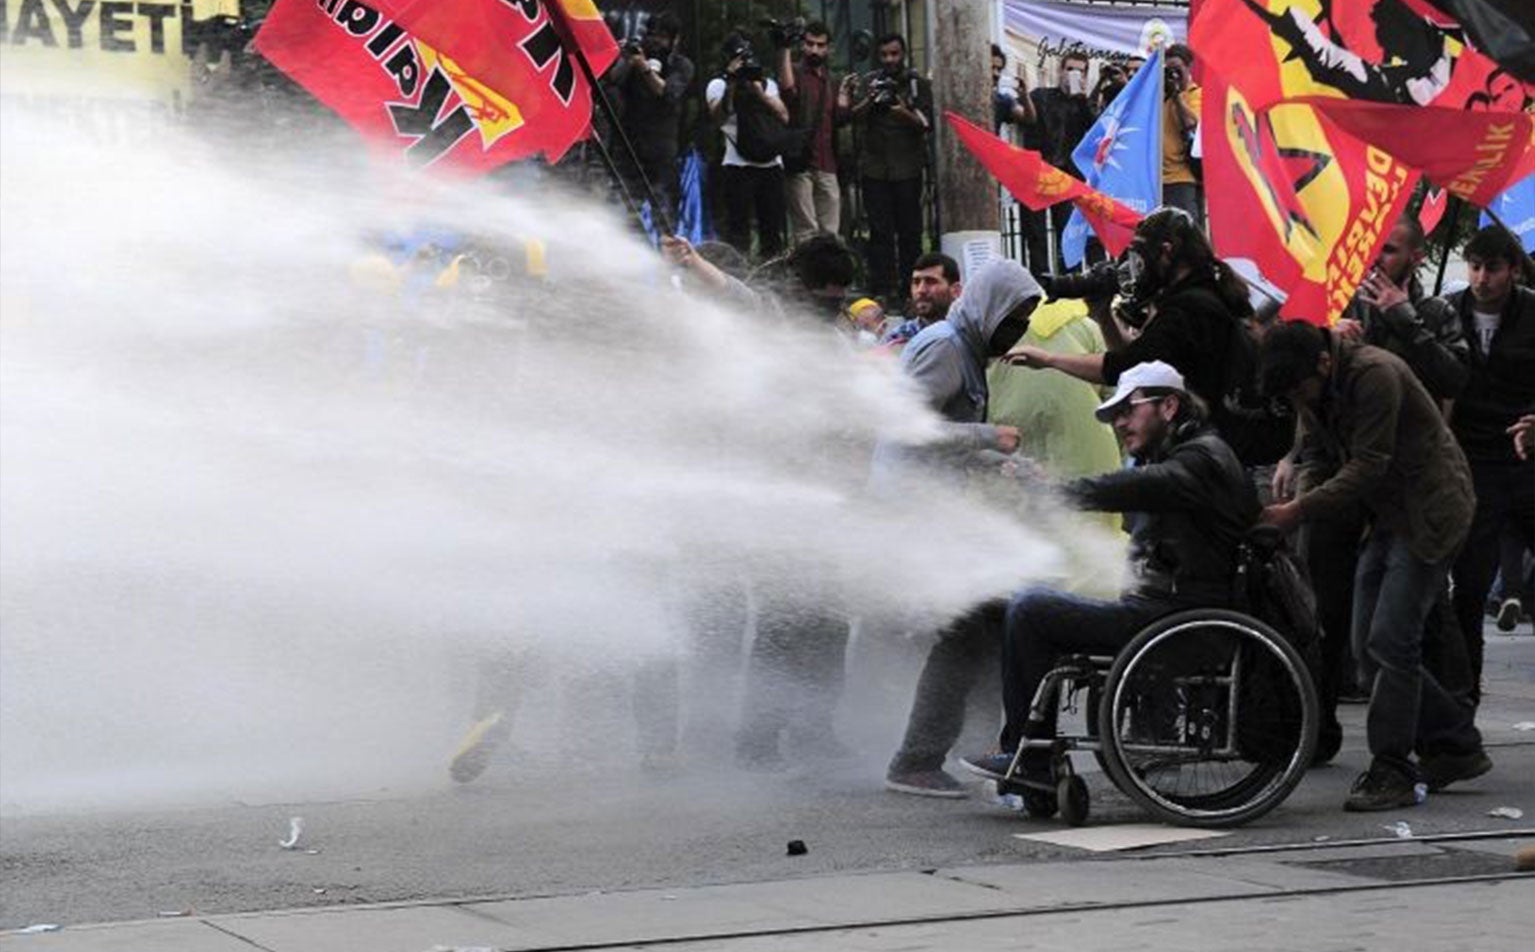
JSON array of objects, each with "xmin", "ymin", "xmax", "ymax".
[
  {"xmin": 999, "ymin": 588, "xmax": 1177, "ymax": 755},
  {"xmin": 1352, "ymin": 527, "xmax": 1481, "ymax": 771}
]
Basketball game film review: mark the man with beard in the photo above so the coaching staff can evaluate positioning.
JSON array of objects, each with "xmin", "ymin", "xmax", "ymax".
[
  {"xmin": 776, "ymin": 20, "xmax": 849, "ymax": 242},
  {"xmin": 880, "ymin": 253, "xmax": 962, "ymax": 349}
]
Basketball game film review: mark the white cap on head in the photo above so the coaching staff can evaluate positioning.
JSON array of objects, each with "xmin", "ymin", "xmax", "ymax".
[{"xmin": 1094, "ymin": 360, "xmax": 1186, "ymax": 422}]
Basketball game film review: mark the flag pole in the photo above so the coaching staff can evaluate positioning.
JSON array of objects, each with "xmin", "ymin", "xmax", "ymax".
[
  {"xmin": 570, "ymin": 46, "xmax": 675, "ymax": 236},
  {"xmin": 587, "ymin": 120, "xmax": 644, "ymax": 223},
  {"xmin": 1432, "ymin": 194, "xmax": 1462, "ymax": 296}
]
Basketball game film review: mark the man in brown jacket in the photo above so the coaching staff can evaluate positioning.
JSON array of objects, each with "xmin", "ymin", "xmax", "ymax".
[{"xmin": 1258, "ymin": 322, "xmax": 1489, "ymax": 812}]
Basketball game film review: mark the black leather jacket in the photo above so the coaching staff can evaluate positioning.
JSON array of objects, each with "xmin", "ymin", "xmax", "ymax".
[{"xmin": 1066, "ymin": 426, "xmax": 1259, "ymax": 605}]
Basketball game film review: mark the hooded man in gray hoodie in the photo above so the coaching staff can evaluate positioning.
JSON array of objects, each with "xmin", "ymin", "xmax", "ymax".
[{"xmin": 881, "ymin": 258, "xmax": 1043, "ymax": 797}]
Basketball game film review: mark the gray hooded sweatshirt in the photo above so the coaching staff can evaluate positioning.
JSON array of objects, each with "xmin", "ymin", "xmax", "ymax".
[{"xmin": 871, "ymin": 259, "xmax": 1043, "ymax": 486}]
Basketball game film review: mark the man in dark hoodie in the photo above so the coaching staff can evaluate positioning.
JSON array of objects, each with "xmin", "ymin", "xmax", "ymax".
[
  {"xmin": 959, "ymin": 361, "xmax": 1260, "ymax": 791},
  {"xmin": 877, "ymin": 258, "xmax": 1042, "ymax": 797}
]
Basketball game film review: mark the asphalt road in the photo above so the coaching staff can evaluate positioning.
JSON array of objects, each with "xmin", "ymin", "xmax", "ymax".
[{"xmin": 2, "ymin": 629, "xmax": 1531, "ymax": 930}]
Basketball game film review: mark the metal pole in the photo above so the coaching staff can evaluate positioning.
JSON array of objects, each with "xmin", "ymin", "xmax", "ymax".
[
  {"xmin": 572, "ymin": 45, "xmax": 675, "ymax": 235},
  {"xmin": 1432, "ymin": 194, "xmax": 1462, "ymax": 296}
]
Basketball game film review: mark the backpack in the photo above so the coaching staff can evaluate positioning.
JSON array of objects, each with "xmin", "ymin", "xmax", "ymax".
[{"xmin": 734, "ymin": 89, "xmax": 809, "ymax": 164}]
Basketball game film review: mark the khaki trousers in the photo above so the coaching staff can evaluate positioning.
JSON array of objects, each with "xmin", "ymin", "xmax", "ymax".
[{"xmin": 785, "ymin": 169, "xmax": 841, "ymax": 241}]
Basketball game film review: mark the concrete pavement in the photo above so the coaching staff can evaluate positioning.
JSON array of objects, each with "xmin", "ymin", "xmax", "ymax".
[{"xmin": 4, "ymin": 630, "xmax": 1533, "ymax": 951}]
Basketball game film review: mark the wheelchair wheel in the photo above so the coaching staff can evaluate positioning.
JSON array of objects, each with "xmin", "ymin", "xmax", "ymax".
[{"xmin": 1096, "ymin": 608, "xmax": 1318, "ymax": 828}]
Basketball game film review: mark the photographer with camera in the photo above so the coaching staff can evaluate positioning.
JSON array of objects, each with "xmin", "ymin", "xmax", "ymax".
[
  {"xmin": 707, "ymin": 32, "xmax": 792, "ymax": 260},
  {"xmin": 850, "ymin": 33, "xmax": 932, "ymax": 304},
  {"xmin": 1021, "ymin": 49, "xmax": 1094, "ymax": 272},
  {"xmin": 774, "ymin": 19, "xmax": 849, "ymax": 242},
  {"xmin": 606, "ymin": 13, "xmax": 694, "ymax": 223},
  {"xmin": 991, "ymin": 44, "xmax": 1036, "ymax": 138},
  {"xmin": 1161, "ymin": 44, "xmax": 1203, "ymax": 223}
]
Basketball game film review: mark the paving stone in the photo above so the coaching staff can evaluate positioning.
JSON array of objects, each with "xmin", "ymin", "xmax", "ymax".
[
  {"xmin": 206, "ymin": 905, "xmax": 555, "ymax": 952},
  {"xmin": 0, "ymin": 920, "xmax": 253, "ymax": 952}
]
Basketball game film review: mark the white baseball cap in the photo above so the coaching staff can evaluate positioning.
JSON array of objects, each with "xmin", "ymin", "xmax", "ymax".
[{"xmin": 1094, "ymin": 360, "xmax": 1187, "ymax": 422}]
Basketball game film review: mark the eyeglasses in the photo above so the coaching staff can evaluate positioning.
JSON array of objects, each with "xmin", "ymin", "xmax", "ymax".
[{"xmin": 1108, "ymin": 396, "xmax": 1163, "ymax": 421}]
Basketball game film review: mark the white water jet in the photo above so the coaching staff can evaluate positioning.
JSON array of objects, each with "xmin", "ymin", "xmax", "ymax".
[{"xmin": 0, "ymin": 95, "xmax": 1119, "ymax": 814}]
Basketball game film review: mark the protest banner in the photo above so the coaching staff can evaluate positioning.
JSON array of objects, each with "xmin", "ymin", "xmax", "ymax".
[
  {"xmin": 1, "ymin": 0, "xmax": 242, "ymax": 108},
  {"xmin": 998, "ymin": 0, "xmax": 1185, "ymax": 90}
]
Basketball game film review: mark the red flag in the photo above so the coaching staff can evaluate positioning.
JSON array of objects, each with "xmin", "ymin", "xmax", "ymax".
[
  {"xmin": 1196, "ymin": 0, "xmax": 1534, "ymax": 207},
  {"xmin": 545, "ymin": 0, "xmax": 619, "ymax": 76},
  {"xmin": 255, "ymin": 0, "xmax": 552, "ymax": 173},
  {"xmin": 945, "ymin": 112, "xmax": 1143, "ymax": 257},
  {"xmin": 1419, "ymin": 186, "xmax": 1449, "ymax": 234},
  {"xmin": 1201, "ymin": 69, "xmax": 1420, "ymax": 326},
  {"xmin": 352, "ymin": 0, "xmax": 599, "ymax": 161}
]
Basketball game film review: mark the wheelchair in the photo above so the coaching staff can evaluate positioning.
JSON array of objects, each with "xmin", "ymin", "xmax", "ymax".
[{"xmin": 994, "ymin": 530, "xmax": 1321, "ymax": 829}]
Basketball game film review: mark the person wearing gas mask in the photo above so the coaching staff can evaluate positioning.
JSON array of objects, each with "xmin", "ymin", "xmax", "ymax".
[
  {"xmin": 1020, "ymin": 49, "xmax": 1095, "ymax": 272},
  {"xmin": 1008, "ymin": 208, "xmax": 1277, "ymax": 465},
  {"xmin": 774, "ymin": 19, "xmax": 849, "ymax": 241},
  {"xmin": 607, "ymin": 13, "xmax": 694, "ymax": 222},
  {"xmin": 850, "ymin": 33, "xmax": 932, "ymax": 303}
]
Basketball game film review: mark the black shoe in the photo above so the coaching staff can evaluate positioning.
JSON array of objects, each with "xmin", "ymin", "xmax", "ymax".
[
  {"xmin": 1344, "ymin": 762, "xmax": 1421, "ymax": 812},
  {"xmin": 1419, "ymin": 748, "xmax": 1493, "ymax": 792},
  {"xmin": 1496, "ymin": 598, "xmax": 1523, "ymax": 632}
]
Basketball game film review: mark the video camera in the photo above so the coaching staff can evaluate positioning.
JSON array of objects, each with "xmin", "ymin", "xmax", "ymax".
[
  {"xmin": 724, "ymin": 36, "xmax": 764, "ymax": 83},
  {"xmin": 763, "ymin": 16, "xmax": 808, "ymax": 51},
  {"xmin": 867, "ymin": 69, "xmax": 904, "ymax": 109}
]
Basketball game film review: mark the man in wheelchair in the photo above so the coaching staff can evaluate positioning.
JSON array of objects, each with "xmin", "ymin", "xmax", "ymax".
[{"xmin": 961, "ymin": 360, "xmax": 1261, "ymax": 789}]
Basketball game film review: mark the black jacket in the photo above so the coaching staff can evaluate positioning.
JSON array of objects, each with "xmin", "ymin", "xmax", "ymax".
[
  {"xmin": 1445, "ymin": 284, "xmax": 1535, "ymax": 464},
  {"xmin": 1066, "ymin": 427, "xmax": 1259, "ymax": 605},
  {"xmin": 1344, "ymin": 276, "xmax": 1469, "ymax": 400},
  {"xmin": 1100, "ymin": 277, "xmax": 1290, "ymax": 464}
]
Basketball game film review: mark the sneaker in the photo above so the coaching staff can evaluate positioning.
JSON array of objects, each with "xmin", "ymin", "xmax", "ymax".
[
  {"xmin": 1343, "ymin": 762, "xmax": 1421, "ymax": 812},
  {"xmin": 1496, "ymin": 598, "xmax": 1523, "ymax": 632},
  {"xmin": 959, "ymin": 751, "xmax": 1020, "ymax": 782},
  {"xmin": 1419, "ymin": 748, "xmax": 1493, "ymax": 792},
  {"xmin": 884, "ymin": 768, "xmax": 969, "ymax": 798},
  {"xmin": 448, "ymin": 711, "xmax": 509, "ymax": 784}
]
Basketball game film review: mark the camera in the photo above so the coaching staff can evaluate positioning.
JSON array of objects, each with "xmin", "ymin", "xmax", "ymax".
[
  {"xmin": 867, "ymin": 71, "xmax": 902, "ymax": 109},
  {"xmin": 621, "ymin": 38, "xmax": 644, "ymax": 58},
  {"xmin": 1165, "ymin": 61, "xmax": 1188, "ymax": 97},
  {"xmin": 762, "ymin": 16, "xmax": 807, "ymax": 51},
  {"xmin": 724, "ymin": 37, "xmax": 764, "ymax": 83}
]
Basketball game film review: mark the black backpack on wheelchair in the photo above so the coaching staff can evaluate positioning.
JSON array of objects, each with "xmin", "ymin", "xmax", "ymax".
[{"xmin": 1230, "ymin": 525, "xmax": 1323, "ymax": 762}]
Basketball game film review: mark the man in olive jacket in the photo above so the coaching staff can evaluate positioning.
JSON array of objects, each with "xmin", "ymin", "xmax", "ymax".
[{"xmin": 1259, "ymin": 322, "xmax": 1489, "ymax": 812}]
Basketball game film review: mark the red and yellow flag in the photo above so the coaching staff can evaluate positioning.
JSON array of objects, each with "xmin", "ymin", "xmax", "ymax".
[
  {"xmin": 946, "ymin": 112, "xmax": 1144, "ymax": 258},
  {"xmin": 255, "ymin": 0, "xmax": 555, "ymax": 173},
  {"xmin": 545, "ymin": 0, "xmax": 620, "ymax": 76},
  {"xmin": 1197, "ymin": 0, "xmax": 1534, "ymax": 206},
  {"xmin": 1201, "ymin": 70, "xmax": 1420, "ymax": 326},
  {"xmin": 320, "ymin": 0, "xmax": 603, "ymax": 163}
]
